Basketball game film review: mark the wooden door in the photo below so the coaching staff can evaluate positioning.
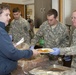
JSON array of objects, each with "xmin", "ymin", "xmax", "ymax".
[
  {"xmin": 2, "ymin": 3, "xmax": 25, "ymax": 22},
  {"xmin": 42, "ymin": 0, "xmax": 52, "ymax": 21},
  {"xmin": 34, "ymin": 0, "xmax": 52, "ymax": 28},
  {"xmin": 34, "ymin": 0, "xmax": 43, "ymax": 28}
]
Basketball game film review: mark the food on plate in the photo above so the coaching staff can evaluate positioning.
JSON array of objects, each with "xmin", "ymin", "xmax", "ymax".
[
  {"xmin": 38, "ymin": 49, "xmax": 49, "ymax": 53},
  {"xmin": 37, "ymin": 48, "xmax": 54, "ymax": 53}
]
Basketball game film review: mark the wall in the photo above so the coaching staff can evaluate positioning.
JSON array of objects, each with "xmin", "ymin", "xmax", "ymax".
[
  {"xmin": 0, "ymin": 0, "xmax": 24, "ymax": 4},
  {"xmin": 64, "ymin": 0, "xmax": 72, "ymax": 25},
  {"xmin": 23, "ymin": 0, "xmax": 34, "ymax": 5},
  {"xmin": 27, "ymin": 4, "xmax": 34, "ymax": 20},
  {"xmin": 0, "ymin": 0, "xmax": 34, "ymax": 4},
  {"xmin": 52, "ymin": 0, "xmax": 59, "ymax": 12},
  {"xmin": 52, "ymin": 0, "xmax": 59, "ymax": 20}
]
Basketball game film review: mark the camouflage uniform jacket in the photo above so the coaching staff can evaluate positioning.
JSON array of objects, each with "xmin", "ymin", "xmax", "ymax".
[
  {"xmin": 9, "ymin": 16, "xmax": 31, "ymax": 45},
  {"xmin": 31, "ymin": 21, "xmax": 69, "ymax": 48},
  {"xmin": 59, "ymin": 28, "xmax": 76, "ymax": 55},
  {"xmin": 59, "ymin": 29, "xmax": 76, "ymax": 68}
]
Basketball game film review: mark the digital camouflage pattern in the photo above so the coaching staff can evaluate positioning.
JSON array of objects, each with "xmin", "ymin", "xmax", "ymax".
[
  {"xmin": 59, "ymin": 28, "xmax": 76, "ymax": 55},
  {"xmin": 9, "ymin": 16, "xmax": 31, "ymax": 45},
  {"xmin": 59, "ymin": 28, "xmax": 76, "ymax": 69},
  {"xmin": 31, "ymin": 21, "xmax": 69, "ymax": 48}
]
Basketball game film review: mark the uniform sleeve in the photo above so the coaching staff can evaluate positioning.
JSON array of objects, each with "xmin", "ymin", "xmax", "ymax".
[
  {"xmin": 0, "ymin": 28, "xmax": 33, "ymax": 61},
  {"xmin": 59, "ymin": 24, "xmax": 69, "ymax": 47},
  {"xmin": 8, "ymin": 21, "xmax": 13, "ymax": 35},
  {"xmin": 22, "ymin": 20, "xmax": 31, "ymax": 45},
  {"xmin": 59, "ymin": 46, "xmax": 76, "ymax": 55},
  {"xmin": 31, "ymin": 24, "xmax": 44, "ymax": 46},
  {"xmin": 24, "ymin": 20, "xmax": 30, "ymax": 31},
  {"xmin": 71, "ymin": 29, "xmax": 76, "ymax": 46}
]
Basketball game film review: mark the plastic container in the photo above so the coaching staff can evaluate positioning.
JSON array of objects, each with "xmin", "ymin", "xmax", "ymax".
[
  {"xmin": 62, "ymin": 55, "xmax": 72, "ymax": 67},
  {"xmin": 39, "ymin": 38, "xmax": 44, "ymax": 47}
]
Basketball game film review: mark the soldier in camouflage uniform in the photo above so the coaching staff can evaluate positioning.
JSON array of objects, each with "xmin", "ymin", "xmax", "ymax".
[
  {"xmin": 9, "ymin": 7, "xmax": 31, "ymax": 45},
  {"xmin": 31, "ymin": 9, "xmax": 69, "ymax": 48},
  {"xmin": 51, "ymin": 10, "xmax": 76, "ymax": 69}
]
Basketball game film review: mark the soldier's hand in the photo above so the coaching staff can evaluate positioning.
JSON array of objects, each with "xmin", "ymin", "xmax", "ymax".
[
  {"xmin": 29, "ymin": 46, "xmax": 34, "ymax": 50},
  {"xmin": 50, "ymin": 48, "xmax": 60, "ymax": 55}
]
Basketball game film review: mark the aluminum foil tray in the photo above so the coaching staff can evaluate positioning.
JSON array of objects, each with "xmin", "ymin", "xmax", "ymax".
[{"xmin": 29, "ymin": 64, "xmax": 75, "ymax": 75}]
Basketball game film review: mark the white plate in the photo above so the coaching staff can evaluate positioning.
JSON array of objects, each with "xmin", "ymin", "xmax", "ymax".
[{"xmin": 36, "ymin": 48, "xmax": 54, "ymax": 53}]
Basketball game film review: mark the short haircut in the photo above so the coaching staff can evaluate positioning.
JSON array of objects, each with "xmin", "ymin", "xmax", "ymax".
[
  {"xmin": 28, "ymin": 19, "xmax": 33, "ymax": 23},
  {"xmin": 47, "ymin": 9, "xmax": 58, "ymax": 18},
  {"xmin": 13, "ymin": 7, "xmax": 20, "ymax": 13},
  {"xmin": 0, "ymin": 4, "xmax": 10, "ymax": 14}
]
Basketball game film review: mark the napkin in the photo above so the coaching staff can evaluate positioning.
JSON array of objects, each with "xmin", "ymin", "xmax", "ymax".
[{"xmin": 15, "ymin": 37, "xmax": 24, "ymax": 46}]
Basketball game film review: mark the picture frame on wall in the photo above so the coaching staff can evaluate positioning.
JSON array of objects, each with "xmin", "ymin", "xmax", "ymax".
[{"xmin": 27, "ymin": 9, "xmax": 32, "ymax": 15}]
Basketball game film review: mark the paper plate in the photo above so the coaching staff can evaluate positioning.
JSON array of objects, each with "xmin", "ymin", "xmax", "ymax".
[{"xmin": 36, "ymin": 48, "xmax": 54, "ymax": 53}]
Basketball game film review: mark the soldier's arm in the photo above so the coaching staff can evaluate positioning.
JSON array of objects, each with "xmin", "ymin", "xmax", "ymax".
[
  {"xmin": 8, "ymin": 21, "xmax": 14, "ymax": 35},
  {"xmin": 60, "ymin": 24, "xmax": 69, "ymax": 47},
  {"xmin": 59, "ymin": 46, "xmax": 76, "ymax": 55},
  {"xmin": 31, "ymin": 24, "xmax": 44, "ymax": 46},
  {"xmin": 24, "ymin": 20, "xmax": 30, "ymax": 31}
]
